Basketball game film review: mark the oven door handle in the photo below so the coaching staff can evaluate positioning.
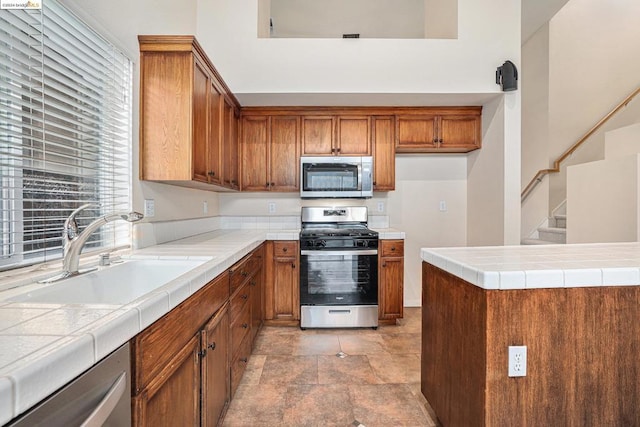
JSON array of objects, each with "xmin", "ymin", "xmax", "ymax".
[{"xmin": 300, "ymin": 249, "xmax": 378, "ymax": 256}]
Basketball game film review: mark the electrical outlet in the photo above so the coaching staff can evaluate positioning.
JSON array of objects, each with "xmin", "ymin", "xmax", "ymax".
[
  {"xmin": 268, "ymin": 202, "xmax": 276, "ymax": 214},
  {"xmin": 377, "ymin": 201, "xmax": 384, "ymax": 213},
  {"xmin": 143, "ymin": 199, "xmax": 155, "ymax": 218},
  {"xmin": 203, "ymin": 201, "xmax": 208, "ymax": 214},
  {"xmin": 439, "ymin": 201, "xmax": 447, "ymax": 212},
  {"xmin": 508, "ymin": 345, "xmax": 527, "ymax": 377}
]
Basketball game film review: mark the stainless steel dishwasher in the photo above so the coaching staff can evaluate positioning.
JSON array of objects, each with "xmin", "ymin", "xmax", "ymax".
[{"xmin": 8, "ymin": 343, "xmax": 131, "ymax": 426}]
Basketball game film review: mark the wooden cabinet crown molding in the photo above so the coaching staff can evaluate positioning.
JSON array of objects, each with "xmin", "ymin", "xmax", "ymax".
[{"xmin": 138, "ymin": 35, "xmax": 241, "ymax": 111}]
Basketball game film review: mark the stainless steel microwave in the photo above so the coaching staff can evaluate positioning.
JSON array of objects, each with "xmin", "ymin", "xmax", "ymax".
[{"xmin": 300, "ymin": 156, "xmax": 373, "ymax": 198}]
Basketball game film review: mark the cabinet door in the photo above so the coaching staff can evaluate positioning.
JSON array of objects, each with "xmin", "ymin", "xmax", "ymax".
[
  {"xmin": 273, "ymin": 256, "xmax": 298, "ymax": 320},
  {"xmin": 265, "ymin": 241, "xmax": 299, "ymax": 321},
  {"xmin": 336, "ymin": 116, "xmax": 371, "ymax": 155},
  {"xmin": 250, "ymin": 271, "xmax": 263, "ymax": 342},
  {"xmin": 207, "ymin": 82, "xmax": 223, "ymax": 185},
  {"xmin": 192, "ymin": 59, "xmax": 210, "ymax": 182},
  {"xmin": 395, "ymin": 115, "xmax": 438, "ymax": 152},
  {"xmin": 439, "ymin": 114, "xmax": 481, "ymax": 152},
  {"xmin": 222, "ymin": 101, "xmax": 239, "ymax": 189},
  {"xmin": 201, "ymin": 305, "xmax": 230, "ymax": 427},
  {"xmin": 372, "ymin": 116, "xmax": 395, "ymax": 191},
  {"xmin": 240, "ymin": 116, "xmax": 269, "ymax": 191},
  {"xmin": 133, "ymin": 335, "xmax": 200, "ymax": 427},
  {"xmin": 379, "ymin": 256, "xmax": 404, "ymax": 320},
  {"xmin": 270, "ymin": 116, "xmax": 300, "ymax": 191},
  {"xmin": 301, "ymin": 116, "xmax": 334, "ymax": 155}
]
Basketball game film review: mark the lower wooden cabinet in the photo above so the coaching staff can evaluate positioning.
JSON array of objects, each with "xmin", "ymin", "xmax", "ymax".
[
  {"xmin": 133, "ymin": 335, "xmax": 201, "ymax": 426},
  {"xmin": 264, "ymin": 241, "xmax": 300, "ymax": 325},
  {"xmin": 131, "ymin": 244, "xmax": 265, "ymax": 426},
  {"xmin": 379, "ymin": 240, "xmax": 405, "ymax": 323},
  {"xmin": 201, "ymin": 304, "xmax": 230, "ymax": 426}
]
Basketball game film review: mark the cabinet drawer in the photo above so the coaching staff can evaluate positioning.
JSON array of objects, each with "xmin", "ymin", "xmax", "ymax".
[
  {"xmin": 273, "ymin": 241, "xmax": 297, "ymax": 257},
  {"xmin": 230, "ymin": 333, "xmax": 252, "ymax": 398},
  {"xmin": 380, "ymin": 240, "xmax": 404, "ymax": 257},
  {"xmin": 230, "ymin": 250, "xmax": 263, "ymax": 294},
  {"xmin": 230, "ymin": 303, "xmax": 251, "ymax": 357},
  {"xmin": 229, "ymin": 282, "xmax": 250, "ymax": 323}
]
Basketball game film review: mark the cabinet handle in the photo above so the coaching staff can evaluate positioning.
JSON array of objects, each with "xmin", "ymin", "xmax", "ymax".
[
  {"xmin": 439, "ymin": 138, "xmax": 443, "ymax": 143},
  {"xmin": 208, "ymin": 342, "xmax": 216, "ymax": 351},
  {"xmin": 382, "ymin": 262, "xmax": 386, "ymax": 267},
  {"xmin": 231, "ymin": 180, "xmax": 237, "ymax": 185},
  {"xmin": 242, "ymin": 323, "xmax": 249, "ymax": 329},
  {"xmin": 391, "ymin": 247, "xmax": 396, "ymax": 251},
  {"xmin": 282, "ymin": 247, "xmax": 287, "ymax": 253},
  {"xmin": 208, "ymin": 171, "xmax": 215, "ymax": 176},
  {"xmin": 433, "ymin": 138, "xmax": 437, "ymax": 144},
  {"xmin": 373, "ymin": 181, "xmax": 377, "ymax": 186},
  {"xmin": 291, "ymin": 263, "xmax": 296, "ymax": 269},
  {"xmin": 241, "ymin": 271, "xmax": 248, "ymax": 277},
  {"xmin": 241, "ymin": 294, "xmax": 248, "ymax": 300},
  {"xmin": 270, "ymin": 182, "xmax": 275, "ymax": 186},
  {"xmin": 336, "ymin": 147, "xmax": 341, "ymax": 153},
  {"xmin": 266, "ymin": 182, "xmax": 270, "ymax": 188},
  {"xmin": 331, "ymin": 148, "xmax": 335, "ymax": 153},
  {"xmin": 250, "ymin": 280, "xmax": 256, "ymax": 286},
  {"xmin": 240, "ymin": 357, "xmax": 248, "ymax": 363}
]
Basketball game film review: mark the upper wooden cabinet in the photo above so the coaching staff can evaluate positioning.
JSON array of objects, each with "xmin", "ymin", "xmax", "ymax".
[
  {"xmin": 395, "ymin": 107, "xmax": 482, "ymax": 153},
  {"xmin": 222, "ymin": 99, "xmax": 240, "ymax": 190},
  {"xmin": 240, "ymin": 115, "xmax": 300, "ymax": 191},
  {"xmin": 138, "ymin": 35, "xmax": 241, "ymax": 191},
  {"xmin": 372, "ymin": 116, "xmax": 395, "ymax": 191},
  {"xmin": 301, "ymin": 115, "xmax": 371, "ymax": 156}
]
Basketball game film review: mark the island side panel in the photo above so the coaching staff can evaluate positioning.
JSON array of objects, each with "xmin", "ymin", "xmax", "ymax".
[
  {"xmin": 486, "ymin": 285, "xmax": 640, "ymax": 426},
  {"xmin": 421, "ymin": 263, "xmax": 487, "ymax": 427}
]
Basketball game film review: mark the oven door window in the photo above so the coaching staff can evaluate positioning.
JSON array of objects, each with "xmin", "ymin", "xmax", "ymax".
[
  {"xmin": 302, "ymin": 164, "xmax": 359, "ymax": 192},
  {"xmin": 300, "ymin": 252, "xmax": 378, "ymax": 305}
]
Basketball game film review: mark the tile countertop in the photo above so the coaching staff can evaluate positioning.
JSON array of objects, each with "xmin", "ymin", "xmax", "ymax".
[
  {"xmin": 421, "ymin": 242, "xmax": 640, "ymax": 290},
  {"xmin": 0, "ymin": 227, "xmax": 404, "ymax": 425}
]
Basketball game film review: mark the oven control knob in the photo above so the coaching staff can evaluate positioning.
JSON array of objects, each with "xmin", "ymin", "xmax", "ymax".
[{"xmin": 317, "ymin": 239, "xmax": 326, "ymax": 248}]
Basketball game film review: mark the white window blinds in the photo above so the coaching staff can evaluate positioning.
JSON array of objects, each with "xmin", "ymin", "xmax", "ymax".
[{"xmin": 0, "ymin": 0, "xmax": 132, "ymax": 271}]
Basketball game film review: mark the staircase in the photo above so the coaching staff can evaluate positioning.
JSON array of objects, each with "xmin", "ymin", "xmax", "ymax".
[{"xmin": 522, "ymin": 213, "xmax": 566, "ymax": 245}]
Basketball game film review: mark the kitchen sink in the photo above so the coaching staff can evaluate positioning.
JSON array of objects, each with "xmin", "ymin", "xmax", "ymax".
[{"xmin": 5, "ymin": 258, "xmax": 211, "ymax": 305}]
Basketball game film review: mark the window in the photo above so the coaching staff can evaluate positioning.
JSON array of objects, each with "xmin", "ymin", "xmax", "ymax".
[{"xmin": 0, "ymin": 0, "xmax": 132, "ymax": 271}]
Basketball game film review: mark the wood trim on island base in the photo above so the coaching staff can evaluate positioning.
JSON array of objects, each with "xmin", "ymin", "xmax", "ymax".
[{"xmin": 421, "ymin": 262, "xmax": 640, "ymax": 427}]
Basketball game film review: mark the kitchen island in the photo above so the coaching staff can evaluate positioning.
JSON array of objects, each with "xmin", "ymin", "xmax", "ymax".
[{"xmin": 421, "ymin": 243, "xmax": 640, "ymax": 427}]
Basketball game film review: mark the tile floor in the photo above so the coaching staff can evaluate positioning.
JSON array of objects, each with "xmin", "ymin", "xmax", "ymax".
[{"xmin": 222, "ymin": 308, "xmax": 438, "ymax": 427}]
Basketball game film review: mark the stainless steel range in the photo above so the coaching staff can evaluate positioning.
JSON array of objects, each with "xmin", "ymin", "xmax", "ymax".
[{"xmin": 299, "ymin": 206, "xmax": 379, "ymax": 329}]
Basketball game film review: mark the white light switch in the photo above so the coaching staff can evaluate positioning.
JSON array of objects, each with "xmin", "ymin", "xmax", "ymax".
[
  {"xmin": 144, "ymin": 199, "xmax": 155, "ymax": 218},
  {"xmin": 377, "ymin": 201, "xmax": 384, "ymax": 213},
  {"xmin": 268, "ymin": 202, "xmax": 276, "ymax": 214},
  {"xmin": 203, "ymin": 201, "xmax": 208, "ymax": 214},
  {"xmin": 439, "ymin": 201, "xmax": 447, "ymax": 212}
]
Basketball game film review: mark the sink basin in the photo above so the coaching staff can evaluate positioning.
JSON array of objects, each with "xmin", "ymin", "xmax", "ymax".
[{"xmin": 7, "ymin": 258, "xmax": 210, "ymax": 305}]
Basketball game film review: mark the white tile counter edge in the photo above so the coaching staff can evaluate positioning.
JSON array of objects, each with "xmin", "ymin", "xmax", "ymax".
[
  {"xmin": 0, "ymin": 227, "xmax": 405, "ymax": 424},
  {"xmin": 421, "ymin": 242, "xmax": 640, "ymax": 290}
]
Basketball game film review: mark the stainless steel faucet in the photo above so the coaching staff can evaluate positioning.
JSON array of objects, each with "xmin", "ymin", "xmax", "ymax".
[{"xmin": 41, "ymin": 204, "xmax": 143, "ymax": 283}]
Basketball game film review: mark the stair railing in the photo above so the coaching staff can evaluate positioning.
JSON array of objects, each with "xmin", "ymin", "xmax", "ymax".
[{"xmin": 521, "ymin": 86, "xmax": 640, "ymax": 202}]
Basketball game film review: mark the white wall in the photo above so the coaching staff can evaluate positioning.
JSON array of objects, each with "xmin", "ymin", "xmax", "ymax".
[
  {"xmin": 521, "ymin": 24, "xmax": 551, "ymax": 238},
  {"xmin": 468, "ymin": 95, "xmax": 521, "ymax": 246},
  {"xmin": 196, "ymin": 0, "xmax": 519, "ymax": 100},
  {"xmin": 521, "ymin": 0, "xmax": 640, "ymax": 238},
  {"xmin": 567, "ymin": 155, "xmax": 640, "ymax": 243},
  {"xmin": 546, "ymin": 0, "xmax": 640, "ymax": 210}
]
